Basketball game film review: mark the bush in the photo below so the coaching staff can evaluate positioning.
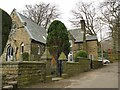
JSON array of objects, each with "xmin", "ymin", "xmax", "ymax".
[
  {"xmin": 22, "ymin": 52, "xmax": 29, "ymax": 61},
  {"xmin": 74, "ymin": 50, "xmax": 87, "ymax": 61}
]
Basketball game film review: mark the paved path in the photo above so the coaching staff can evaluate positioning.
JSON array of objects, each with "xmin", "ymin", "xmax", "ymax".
[
  {"xmin": 27, "ymin": 62, "xmax": 119, "ymax": 88},
  {"xmin": 65, "ymin": 62, "xmax": 118, "ymax": 88}
]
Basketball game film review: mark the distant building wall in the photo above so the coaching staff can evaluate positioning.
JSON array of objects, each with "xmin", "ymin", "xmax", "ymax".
[
  {"xmin": 74, "ymin": 43, "xmax": 83, "ymax": 52},
  {"xmin": 72, "ymin": 40, "xmax": 98, "ymax": 60},
  {"xmin": 87, "ymin": 40, "xmax": 98, "ymax": 60}
]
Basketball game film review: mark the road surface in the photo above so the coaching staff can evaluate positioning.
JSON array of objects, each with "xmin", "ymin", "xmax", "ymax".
[{"xmin": 27, "ymin": 62, "xmax": 119, "ymax": 88}]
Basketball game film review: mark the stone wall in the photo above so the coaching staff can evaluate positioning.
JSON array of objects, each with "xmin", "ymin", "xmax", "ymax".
[
  {"xmin": 2, "ymin": 61, "xmax": 46, "ymax": 87},
  {"xmin": 2, "ymin": 62, "xmax": 18, "ymax": 86},
  {"xmin": 63, "ymin": 59, "xmax": 103, "ymax": 77},
  {"xmin": 63, "ymin": 59, "xmax": 91, "ymax": 77},
  {"xmin": 92, "ymin": 61, "xmax": 103, "ymax": 69},
  {"xmin": 1, "ymin": 59, "xmax": 103, "ymax": 87}
]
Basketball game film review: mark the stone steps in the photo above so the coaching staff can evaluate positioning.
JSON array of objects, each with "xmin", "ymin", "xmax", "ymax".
[
  {"xmin": 2, "ymin": 81, "xmax": 17, "ymax": 90},
  {"xmin": 8, "ymin": 81, "xmax": 17, "ymax": 89},
  {"xmin": 2, "ymin": 85, "xmax": 13, "ymax": 90},
  {"xmin": 52, "ymin": 77, "xmax": 62, "ymax": 81}
]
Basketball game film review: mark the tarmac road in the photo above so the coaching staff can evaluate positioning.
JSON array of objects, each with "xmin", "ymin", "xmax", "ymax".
[
  {"xmin": 27, "ymin": 61, "xmax": 119, "ymax": 88},
  {"xmin": 65, "ymin": 62, "xmax": 119, "ymax": 88}
]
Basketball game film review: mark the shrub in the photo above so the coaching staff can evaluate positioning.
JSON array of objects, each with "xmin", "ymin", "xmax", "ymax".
[
  {"xmin": 74, "ymin": 50, "xmax": 87, "ymax": 61},
  {"xmin": 22, "ymin": 52, "xmax": 29, "ymax": 61}
]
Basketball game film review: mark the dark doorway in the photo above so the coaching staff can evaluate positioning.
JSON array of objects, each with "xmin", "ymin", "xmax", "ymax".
[{"xmin": 6, "ymin": 45, "xmax": 14, "ymax": 61}]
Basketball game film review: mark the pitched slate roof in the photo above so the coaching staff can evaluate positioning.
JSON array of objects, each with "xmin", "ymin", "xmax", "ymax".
[
  {"xmin": 69, "ymin": 28, "xmax": 97, "ymax": 43},
  {"xmin": 86, "ymin": 35, "xmax": 97, "ymax": 41},
  {"xmin": 14, "ymin": 10, "xmax": 47, "ymax": 44}
]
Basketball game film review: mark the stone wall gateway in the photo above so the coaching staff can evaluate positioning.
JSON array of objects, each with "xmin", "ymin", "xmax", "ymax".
[{"xmin": 1, "ymin": 59, "xmax": 103, "ymax": 88}]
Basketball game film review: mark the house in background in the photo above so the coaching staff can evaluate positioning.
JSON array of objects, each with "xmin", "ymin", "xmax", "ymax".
[
  {"xmin": 69, "ymin": 20, "xmax": 98, "ymax": 61},
  {"xmin": 2, "ymin": 9, "xmax": 47, "ymax": 61},
  {"xmin": 68, "ymin": 32, "xmax": 75, "ymax": 62}
]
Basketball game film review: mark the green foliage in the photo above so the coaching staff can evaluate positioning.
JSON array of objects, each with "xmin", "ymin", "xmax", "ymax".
[
  {"xmin": 22, "ymin": 52, "xmax": 29, "ymax": 61},
  {"xmin": 47, "ymin": 20, "xmax": 70, "ymax": 58},
  {"xmin": 31, "ymin": 44, "xmax": 38, "ymax": 55},
  {"xmin": 98, "ymin": 50, "xmax": 108, "ymax": 59},
  {"xmin": 0, "ymin": 9, "xmax": 12, "ymax": 54},
  {"xmin": 74, "ymin": 50, "xmax": 87, "ymax": 60}
]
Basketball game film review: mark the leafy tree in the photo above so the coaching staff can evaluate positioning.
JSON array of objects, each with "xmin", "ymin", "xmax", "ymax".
[
  {"xmin": 47, "ymin": 20, "xmax": 70, "ymax": 58},
  {"xmin": 74, "ymin": 50, "xmax": 87, "ymax": 61},
  {"xmin": 47, "ymin": 20, "xmax": 70, "ymax": 73},
  {"xmin": 0, "ymin": 9, "xmax": 12, "ymax": 55},
  {"xmin": 22, "ymin": 3, "xmax": 60, "ymax": 29},
  {"xmin": 22, "ymin": 52, "xmax": 29, "ymax": 61}
]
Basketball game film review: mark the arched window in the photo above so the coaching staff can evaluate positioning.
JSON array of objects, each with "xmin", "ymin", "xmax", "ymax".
[
  {"xmin": 20, "ymin": 43, "xmax": 24, "ymax": 54},
  {"xmin": 6, "ymin": 44, "xmax": 14, "ymax": 61}
]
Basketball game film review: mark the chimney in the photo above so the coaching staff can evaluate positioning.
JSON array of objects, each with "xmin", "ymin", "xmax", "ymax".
[
  {"xmin": 81, "ymin": 20, "xmax": 85, "ymax": 32},
  {"xmin": 80, "ymin": 20, "xmax": 87, "ymax": 52}
]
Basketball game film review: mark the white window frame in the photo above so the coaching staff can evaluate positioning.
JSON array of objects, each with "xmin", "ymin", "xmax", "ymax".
[
  {"xmin": 89, "ymin": 54, "xmax": 94, "ymax": 60},
  {"xmin": 38, "ymin": 45, "xmax": 40, "ymax": 55},
  {"xmin": 69, "ymin": 40, "xmax": 72, "ymax": 47},
  {"xmin": 21, "ymin": 43, "xmax": 24, "ymax": 54}
]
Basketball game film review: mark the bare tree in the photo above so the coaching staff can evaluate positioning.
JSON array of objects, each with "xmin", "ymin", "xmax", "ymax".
[
  {"xmin": 22, "ymin": 3, "xmax": 60, "ymax": 29},
  {"xmin": 99, "ymin": 0, "xmax": 120, "ymax": 57},
  {"xmin": 70, "ymin": 2, "xmax": 101, "ymax": 35},
  {"xmin": 100, "ymin": 0, "xmax": 119, "ymax": 36}
]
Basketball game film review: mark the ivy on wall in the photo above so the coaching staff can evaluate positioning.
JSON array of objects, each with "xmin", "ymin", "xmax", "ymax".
[
  {"xmin": 22, "ymin": 52, "xmax": 29, "ymax": 61},
  {"xmin": 30, "ymin": 42, "xmax": 45, "ymax": 61}
]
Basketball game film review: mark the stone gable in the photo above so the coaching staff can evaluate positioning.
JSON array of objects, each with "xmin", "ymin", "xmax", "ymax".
[{"xmin": 1, "ymin": 9, "xmax": 45, "ymax": 61}]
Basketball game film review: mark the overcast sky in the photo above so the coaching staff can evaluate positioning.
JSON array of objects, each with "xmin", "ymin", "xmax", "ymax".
[
  {"xmin": 0, "ymin": 0, "xmax": 102, "ymax": 29},
  {"xmin": 1, "ymin": 0, "xmax": 108, "ymax": 41}
]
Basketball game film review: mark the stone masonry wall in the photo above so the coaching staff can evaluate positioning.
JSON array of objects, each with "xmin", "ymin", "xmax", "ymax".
[
  {"xmin": 87, "ymin": 41, "xmax": 98, "ymax": 60},
  {"xmin": 63, "ymin": 59, "xmax": 103, "ymax": 77},
  {"xmin": 2, "ymin": 61, "xmax": 46, "ymax": 87},
  {"xmin": 92, "ymin": 61, "xmax": 103, "ymax": 69},
  {"xmin": 2, "ymin": 62, "xmax": 18, "ymax": 86},
  {"xmin": 17, "ymin": 61, "xmax": 46, "ymax": 87},
  {"xmin": 63, "ymin": 59, "xmax": 91, "ymax": 77}
]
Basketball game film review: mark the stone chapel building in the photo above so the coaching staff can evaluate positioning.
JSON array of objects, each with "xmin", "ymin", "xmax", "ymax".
[{"xmin": 2, "ymin": 9, "xmax": 47, "ymax": 61}]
